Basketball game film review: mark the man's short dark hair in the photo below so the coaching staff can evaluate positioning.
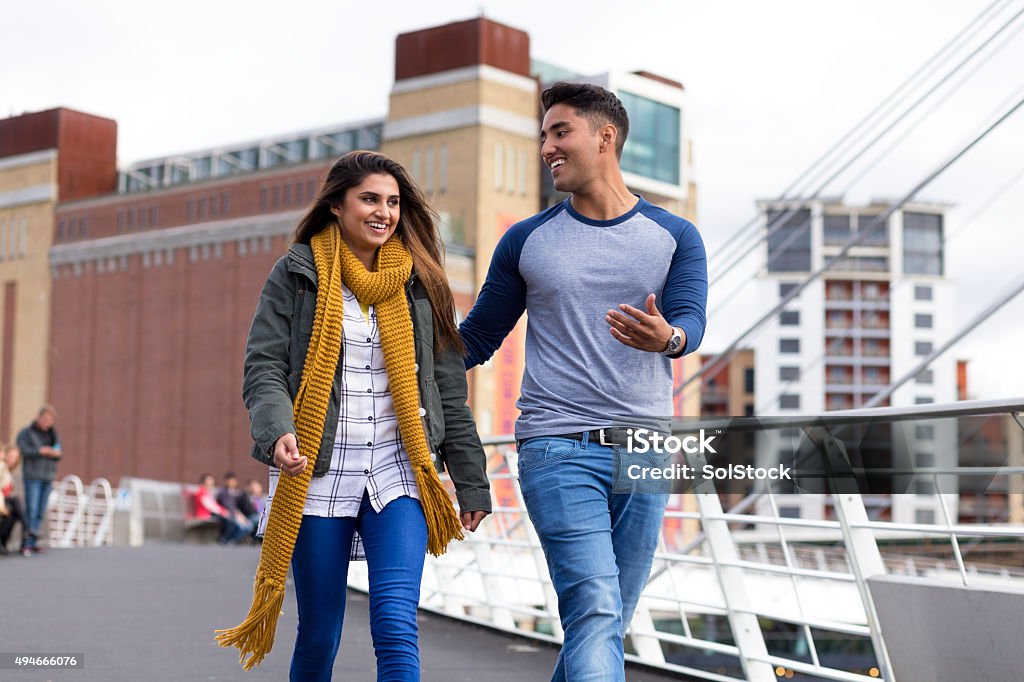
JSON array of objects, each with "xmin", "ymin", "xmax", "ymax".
[{"xmin": 541, "ymin": 82, "xmax": 630, "ymax": 158}]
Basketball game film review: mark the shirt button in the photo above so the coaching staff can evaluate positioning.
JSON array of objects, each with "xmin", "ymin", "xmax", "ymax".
[
  {"xmin": 367, "ymin": 416, "xmax": 373, "ymax": 421},
  {"xmin": 365, "ymin": 364, "xmax": 371, "ymax": 370},
  {"xmin": 366, "ymin": 441, "xmax": 372, "ymax": 447},
  {"xmin": 418, "ymin": 407, "xmax": 426, "ymax": 417},
  {"xmin": 414, "ymin": 363, "xmax": 419, "ymax": 373},
  {"xmin": 363, "ymin": 469, "xmax": 369, "ymax": 474},
  {"xmin": 366, "ymin": 388, "xmax": 372, "ymax": 393},
  {"xmin": 366, "ymin": 337, "xmax": 371, "ymax": 343}
]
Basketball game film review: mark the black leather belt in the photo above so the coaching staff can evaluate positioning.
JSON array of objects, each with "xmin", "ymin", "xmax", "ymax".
[{"xmin": 551, "ymin": 428, "xmax": 636, "ymax": 446}]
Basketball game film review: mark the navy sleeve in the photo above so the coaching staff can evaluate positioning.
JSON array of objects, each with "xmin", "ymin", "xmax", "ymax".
[
  {"xmin": 656, "ymin": 216, "xmax": 708, "ymax": 356},
  {"xmin": 459, "ymin": 227, "xmax": 529, "ymax": 368}
]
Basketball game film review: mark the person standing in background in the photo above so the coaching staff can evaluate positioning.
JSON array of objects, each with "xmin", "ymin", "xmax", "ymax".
[{"xmin": 16, "ymin": 405, "xmax": 62, "ymax": 556}]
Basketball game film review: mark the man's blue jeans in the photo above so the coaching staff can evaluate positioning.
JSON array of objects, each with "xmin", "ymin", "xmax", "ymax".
[
  {"xmin": 518, "ymin": 435, "xmax": 668, "ymax": 682},
  {"xmin": 22, "ymin": 478, "xmax": 52, "ymax": 546},
  {"xmin": 289, "ymin": 493, "xmax": 426, "ymax": 682}
]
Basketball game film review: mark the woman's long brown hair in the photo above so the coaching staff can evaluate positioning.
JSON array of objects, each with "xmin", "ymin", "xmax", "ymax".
[{"xmin": 293, "ymin": 151, "xmax": 464, "ymax": 355}]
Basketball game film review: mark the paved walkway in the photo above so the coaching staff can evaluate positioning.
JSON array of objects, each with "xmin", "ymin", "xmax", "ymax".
[{"xmin": 2, "ymin": 545, "xmax": 695, "ymax": 681}]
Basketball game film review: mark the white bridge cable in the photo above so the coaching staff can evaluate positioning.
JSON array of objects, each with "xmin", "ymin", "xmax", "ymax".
[
  {"xmin": 676, "ymin": 92, "xmax": 1024, "ymax": 399},
  {"xmin": 708, "ymin": 0, "xmax": 1015, "ymax": 277},
  {"xmin": 708, "ymin": 2, "xmax": 1024, "ymax": 290},
  {"xmin": 836, "ymin": 58, "xmax": 1024, "ymax": 198}
]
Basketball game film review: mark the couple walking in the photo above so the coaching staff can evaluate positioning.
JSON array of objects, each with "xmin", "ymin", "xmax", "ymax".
[{"xmin": 218, "ymin": 81, "xmax": 708, "ymax": 682}]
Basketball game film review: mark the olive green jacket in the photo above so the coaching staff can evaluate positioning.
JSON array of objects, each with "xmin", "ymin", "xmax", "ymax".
[{"xmin": 242, "ymin": 243, "xmax": 491, "ymax": 513}]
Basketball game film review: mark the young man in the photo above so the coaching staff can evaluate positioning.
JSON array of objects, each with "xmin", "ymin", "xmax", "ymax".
[
  {"xmin": 15, "ymin": 405, "xmax": 62, "ymax": 555},
  {"xmin": 459, "ymin": 82, "xmax": 707, "ymax": 681}
]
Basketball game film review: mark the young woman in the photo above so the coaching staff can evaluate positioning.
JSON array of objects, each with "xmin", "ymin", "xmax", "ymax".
[{"xmin": 218, "ymin": 151, "xmax": 491, "ymax": 681}]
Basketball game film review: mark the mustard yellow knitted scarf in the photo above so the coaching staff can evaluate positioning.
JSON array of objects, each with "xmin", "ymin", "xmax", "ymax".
[{"xmin": 216, "ymin": 227, "xmax": 464, "ymax": 670}]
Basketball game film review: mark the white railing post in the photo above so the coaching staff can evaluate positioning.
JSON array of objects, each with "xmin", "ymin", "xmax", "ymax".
[{"xmin": 695, "ymin": 491, "xmax": 776, "ymax": 682}]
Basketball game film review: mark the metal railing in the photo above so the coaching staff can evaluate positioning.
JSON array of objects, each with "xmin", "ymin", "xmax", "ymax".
[
  {"xmin": 345, "ymin": 398, "xmax": 1024, "ymax": 681},
  {"xmin": 46, "ymin": 475, "xmax": 115, "ymax": 547}
]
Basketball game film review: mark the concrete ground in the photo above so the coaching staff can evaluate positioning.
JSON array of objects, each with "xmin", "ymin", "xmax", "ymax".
[{"xmin": 1, "ymin": 545, "xmax": 696, "ymax": 681}]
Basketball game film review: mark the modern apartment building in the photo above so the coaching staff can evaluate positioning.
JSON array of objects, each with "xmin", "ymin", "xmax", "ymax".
[{"xmin": 751, "ymin": 198, "xmax": 957, "ymax": 524}]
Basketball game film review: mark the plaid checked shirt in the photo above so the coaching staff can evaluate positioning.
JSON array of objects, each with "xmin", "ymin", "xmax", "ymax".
[{"xmin": 259, "ymin": 284, "xmax": 419, "ymax": 557}]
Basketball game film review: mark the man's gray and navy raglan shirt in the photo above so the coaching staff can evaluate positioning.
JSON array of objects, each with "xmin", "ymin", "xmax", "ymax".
[{"xmin": 459, "ymin": 196, "xmax": 708, "ymax": 440}]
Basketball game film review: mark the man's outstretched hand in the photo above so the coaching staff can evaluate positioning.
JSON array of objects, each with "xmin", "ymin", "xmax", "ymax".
[{"xmin": 606, "ymin": 293, "xmax": 682, "ymax": 353}]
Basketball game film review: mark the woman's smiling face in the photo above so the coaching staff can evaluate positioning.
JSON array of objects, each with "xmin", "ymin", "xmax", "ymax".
[{"xmin": 330, "ymin": 173, "xmax": 401, "ymax": 268}]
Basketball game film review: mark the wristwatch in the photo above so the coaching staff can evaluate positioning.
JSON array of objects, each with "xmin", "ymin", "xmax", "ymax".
[{"xmin": 661, "ymin": 327, "xmax": 683, "ymax": 356}]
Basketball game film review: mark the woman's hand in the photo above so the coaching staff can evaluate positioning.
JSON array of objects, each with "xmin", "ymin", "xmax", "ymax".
[
  {"xmin": 273, "ymin": 433, "xmax": 307, "ymax": 476},
  {"xmin": 460, "ymin": 510, "xmax": 489, "ymax": 532}
]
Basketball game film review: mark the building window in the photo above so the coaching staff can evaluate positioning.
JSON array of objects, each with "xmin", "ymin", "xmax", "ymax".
[
  {"xmin": 505, "ymin": 145, "xmax": 515, "ymax": 195},
  {"xmin": 914, "ymin": 284, "xmax": 932, "ymax": 301},
  {"xmin": 779, "ymin": 282, "xmax": 799, "ymax": 298},
  {"xmin": 779, "ymin": 366, "xmax": 800, "ymax": 381},
  {"xmin": 57, "ymin": 219, "xmax": 66, "ymax": 240},
  {"xmin": 744, "ymin": 368, "xmax": 755, "ymax": 393},
  {"xmin": 858, "ymin": 213, "xmax": 888, "ymax": 246},
  {"xmin": 307, "ymin": 179, "xmax": 316, "ymax": 200},
  {"xmin": 915, "ymin": 425, "xmax": 935, "ymax": 439},
  {"xmin": 149, "ymin": 206, "xmax": 158, "ymax": 226},
  {"xmin": 197, "ymin": 197, "xmax": 207, "ymax": 220},
  {"xmin": 779, "ymin": 338, "xmax": 800, "ymax": 354},
  {"xmin": 272, "ymin": 186, "xmax": 280, "ymax": 208},
  {"xmin": 618, "ymin": 90, "xmax": 681, "ymax": 184},
  {"xmin": 779, "ymin": 394, "xmax": 801, "ymax": 409},
  {"xmin": 823, "ymin": 214, "xmax": 851, "ymax": 246},
  {"xmin": 293, "ymin": 182, "xmax": 303, "ymax": 206},
  {"xmin": 494, "ymin": 143, "xmax": 504, "ymax": 191},
  {"xmin": 518, "ymin": 148, "xmax": 527, "ymax": 196},
  {"xmin": 283, "ymin": 184, "xmax": 292, "ymax": 206},
  {"xmin": 915, "ymin": 452, "xmax": 935, "ymax": 467},
  {"xmin": 915, "ymin": 396, "xmax": 934, "ymax": 404},
  {"xmin": 915, "ymin": 313, "xmax": 933, "ymax": 329},
  {"xmin": 904, "ymin": 212, "xmax": 943, "ymax": 275},
  {"xmin": 780, "ymin": 310, "xmax": 800, "ymax": 326},
  {"xmin": 260, "ymin": 187, "xmax": 269, "ymax": 210},
  {"xmin": 425, "ymin": 146, "xmax": 435, "ymax": 194},
  {"xmin": 116, "ymin": 210, "xmax": 124, "ymax": 232},
  {"xmin": 767, "ymin": 209, "xmax": 812, "ymax": 272},
  {"xmin": 915, "ymin": 369, "xmax": 934, "ymax": 384},
  {"xmin": 914, "ymin": 480, "xmax": 935, "ymax": 496},
  {"xmin": 744, "ymin": 404, "xmax": 755, "ymax": 417},
  {"xmin": 440, "ymin": 144, "xmax": 449, "ymax": 194},
  {"xmin": 187, "ymin": 198, "xmax": 195, "ymax": 221},
  {"xmin": 915, "ymin": 341, "xmax": 933, "ymax": 356},
  {"xmin": 915, "ymin": 509, "xmax": 936, "ymax": 524}
]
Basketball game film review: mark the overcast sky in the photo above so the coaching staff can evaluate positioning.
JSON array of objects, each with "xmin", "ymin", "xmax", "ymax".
[{"xmin": 3, "ymin": 0, "xmax": 1023, "ymax": 401}]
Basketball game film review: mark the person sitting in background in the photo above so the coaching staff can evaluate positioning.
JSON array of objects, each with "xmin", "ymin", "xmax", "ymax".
[
  {"xmin": 215, "ymin": 472, "xmax": 253, "ymax": 541},
  {"xmin": 194, "ymin": 473, "xmax": 247, "ymax": 545},
  {"xmin": 239, "ymin": 479, "xmax": 265, "ymax": 541},
  {"xmin": 0, "ymin": 444, "xmax": 26, "ymax": 556}
]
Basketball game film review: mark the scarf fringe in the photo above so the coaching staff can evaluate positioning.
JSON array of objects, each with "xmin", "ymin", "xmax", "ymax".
[
  {"xmin": 214, "ymin": 573, "xmax": 286, "ymax": 670},
  {"xmin": 414, "ymin": 464, "xmax": 465, "ymax": 555}
]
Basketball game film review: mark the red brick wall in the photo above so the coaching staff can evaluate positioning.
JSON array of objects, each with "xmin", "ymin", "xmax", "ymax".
[
  {"xmin": 0, "ymin": 108, "xmax": 117, "ymax": 201},
  {"xmin": 395, "ymin": 17, "xmax": 530, "ymax": 80},
  {"xmin": 49, "ymin": 237, "xmax": 287, "ymax": 485}
]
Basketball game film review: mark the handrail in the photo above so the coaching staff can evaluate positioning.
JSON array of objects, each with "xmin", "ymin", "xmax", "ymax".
[{"xmin": 349, "ymin": 398, "xmax": 1024, "ymax": 681}]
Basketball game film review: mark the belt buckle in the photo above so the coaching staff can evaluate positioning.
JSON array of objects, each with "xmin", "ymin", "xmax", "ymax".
[{"xmin": 598, "ymin": 429, "xmax": 612, "ymax": 446}]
